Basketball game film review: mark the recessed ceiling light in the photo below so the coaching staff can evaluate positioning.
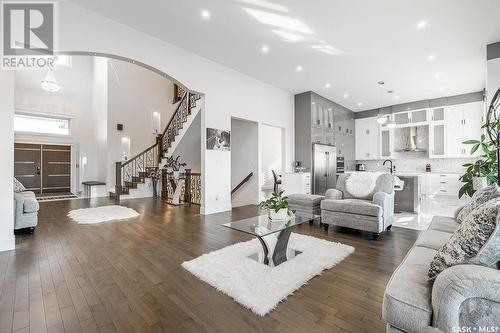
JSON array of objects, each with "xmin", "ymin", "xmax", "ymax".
[
  {"xmin": 358, "ymin": 102, "xmax": 363, "ymax": 106},
  {"xmin": 296, "ymin": 65, "xmax": 303, "ymax": 72},
  {"xmin": 201, "ymin": 10, "xmax": 211, "ymax": 19},
  {"xmin": 325, "ymin": 83, "xmax": 331, "ymax": 88},
  {"xmin": 395, "ymin": 95, "xmax": 400, "ymax": 99},
  {"xmin": 440, "ymin": 87, "xmax": 446, "ymax": 91},
  {"xmin": 417, "ymin": 20, "xmax": 427, "ymax": 30},
  {"xmin": 343, "ymin": 94, "xmax": 349, "ymax": 99},
  {"xmin": 428, "ymin": 54, "xmax": 436, "ymax": 60},
  {"xmin": 435, "ymin": 73, "xmax": 441, "ymax": 78},
  {"xmin": 261, "ymin": 45, "xmax": 269, "ymax": 53}
]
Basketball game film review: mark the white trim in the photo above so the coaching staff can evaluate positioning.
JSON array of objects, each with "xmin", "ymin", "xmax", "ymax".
[{"xmin": 200, "ymin": 203, "xmax": 232, "ymax": 215}]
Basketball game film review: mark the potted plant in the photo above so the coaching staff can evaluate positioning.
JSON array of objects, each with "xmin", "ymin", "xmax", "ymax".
[
  {"xmin": 460, "ymin": 133, "xmax": 498, "ymax": 198},
  {"xmin": 259, "ymin": 191, "xmax": 289, "ymax": 220}
]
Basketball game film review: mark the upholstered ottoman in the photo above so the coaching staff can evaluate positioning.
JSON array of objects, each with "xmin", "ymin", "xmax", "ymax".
[{"xmin": 287, "ymin": 194, "xmax": 324, "ymax": 221}]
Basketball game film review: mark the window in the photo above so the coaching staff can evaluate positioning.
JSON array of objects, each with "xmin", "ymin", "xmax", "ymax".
[{"xmin": 14, "ymin": 114, "xmax": 70, "ymax": 136}]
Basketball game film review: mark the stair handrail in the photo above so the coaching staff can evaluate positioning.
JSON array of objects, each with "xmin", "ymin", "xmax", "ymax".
[
  {"xmin": 162, "ymin": 92, "xmax": 188, "ymax": 138},
  {"xmin": 231, "ymin": 172, "xmax": 254, "ymax": 194},
  {"xmin": 121, "ymin": 142, "xmax": 158, "ymax": 167}
]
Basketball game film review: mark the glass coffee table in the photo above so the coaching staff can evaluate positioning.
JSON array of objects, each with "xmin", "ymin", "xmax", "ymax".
[{"xmin": 222, "ymin": 214, "xmax": 319, "ymax": 266}]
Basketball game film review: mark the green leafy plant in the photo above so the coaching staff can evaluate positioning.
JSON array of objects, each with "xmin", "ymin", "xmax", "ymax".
[
  {"xmin": 459, "ymin": 128, "xmax": 498, "ymax": 198},
  {"xmin": 259, "ymin": 191, "xmax": 289, "ymax": 213}
]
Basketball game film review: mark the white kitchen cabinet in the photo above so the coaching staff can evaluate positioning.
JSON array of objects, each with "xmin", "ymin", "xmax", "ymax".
[
  {"xmin": 355, "ymin": 117, "xmax": 379, "ymax": 160},
  {"xmin": 445, "ymin": 102, "xmax": 484, "ymax": 158},
  {"xmin": 380, "ymin": 129, "xmax": 392, "ymax": 158},
  {"xmin": 283, "ymin": 172, "xmax": 311, "ymax": 195},
  {"xmin": 430, "ymin": 124, "xmax": 446, "ymax": 157},
  {"xmin": 393, "ymin": 109, "xmax": 428, "ymax": 127},
  {"xmin": 421, "ymin": 173, "xmax": 461, "ymax": 197}
]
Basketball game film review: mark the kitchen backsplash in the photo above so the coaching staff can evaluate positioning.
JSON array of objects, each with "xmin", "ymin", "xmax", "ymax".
[{"xmin": 357, "ymin": 158, "xmax": 476, "ymax": 174}]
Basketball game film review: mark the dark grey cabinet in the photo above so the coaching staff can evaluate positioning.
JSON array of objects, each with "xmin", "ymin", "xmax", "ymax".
[{"xmin": 295, "ymin": 92, "xmax": 356, "ymax": 173}]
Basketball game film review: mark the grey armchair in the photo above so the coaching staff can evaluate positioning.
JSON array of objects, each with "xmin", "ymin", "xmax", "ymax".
[
  {"xmin": 321, "ymin": 173, "xmax": 394, "ymax": 239},
  {"xmin": 14, "ymin": 191, "xmax": 39, "ymax": 232}
]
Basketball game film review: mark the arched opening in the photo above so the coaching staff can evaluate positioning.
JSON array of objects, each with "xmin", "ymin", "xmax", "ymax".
[{"xmin": 12, "ymin": 51, "xmax": 203, "ymax": 208}]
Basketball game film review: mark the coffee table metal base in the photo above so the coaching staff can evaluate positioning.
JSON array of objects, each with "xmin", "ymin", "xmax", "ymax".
[
  {"xmin": 253, "ymin": 226, "xmax": 299, "ymax": 266},
  {"xmin": 248, "ymin": 249, "xmax": 302, "ymax": 267}
]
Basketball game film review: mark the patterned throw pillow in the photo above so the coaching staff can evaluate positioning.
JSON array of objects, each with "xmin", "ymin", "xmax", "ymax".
[
  {"xmin": 13, "ymin": 178, "xmax": 25, "ymax": 193},
  {"xmin": 456, "ymin": 184, "xmax": 500, "ymax": 223},
  {"xmin": 429, "ymin": 198, "xmax": 500, "ymax": 280}
]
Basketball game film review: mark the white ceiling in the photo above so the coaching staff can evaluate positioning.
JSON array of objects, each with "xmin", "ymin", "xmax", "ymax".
[{"xmin": 68, "ymin": 0, "xmax": 500, "ymax": 111}]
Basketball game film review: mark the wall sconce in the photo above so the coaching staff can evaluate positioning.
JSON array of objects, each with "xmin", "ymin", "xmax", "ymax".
[
  {"xmin": 121, "ymin": 137, "xmax": 131, "ymax": 161},
  {"xmin": 151, "ymin": 110, "xmax": 161, "ymax": 134}
]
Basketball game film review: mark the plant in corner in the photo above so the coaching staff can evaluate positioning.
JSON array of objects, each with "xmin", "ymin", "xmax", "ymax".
[
  {"xmin": 259, "ymin": 191, "xmax": 290, "ymax": 220},
  {"xmin": 460, "ymin": 133, "xmax": 498, "ymax": 198}
]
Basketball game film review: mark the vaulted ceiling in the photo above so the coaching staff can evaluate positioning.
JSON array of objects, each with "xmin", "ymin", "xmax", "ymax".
[{"xmin": 69, "ymin": 0, "xmax": 500, "ymax": 111}]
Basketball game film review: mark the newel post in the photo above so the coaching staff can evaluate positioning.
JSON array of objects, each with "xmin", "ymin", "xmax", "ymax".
[
  {"xmin": 184, "ymin": 168, "xmax": 192, "ymax": 203},
  {"xmin": 156, "ymin": 134, "xmax": 163, "ymax": 164},
  {"xmin": 115, "ymin": 162, "xmax": 122, "ymax": 200}
]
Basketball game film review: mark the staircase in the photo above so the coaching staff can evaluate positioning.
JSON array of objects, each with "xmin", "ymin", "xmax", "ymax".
[{"xmin": 111, "ymin": 90, "xmax": 202, "ymax": 200}]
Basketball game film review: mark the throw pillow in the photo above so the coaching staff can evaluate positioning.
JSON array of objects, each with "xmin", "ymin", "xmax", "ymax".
[
  {"xmin": 456, "ymin": 184, "xmax": 500, "ymax": 223},
  {"xmin": 13, "ymin": 178, "xmax": 25, "ymax": 193},
  {"xmin": 429, "ymin": 198, "xmax": 500, "ymax": 280}
]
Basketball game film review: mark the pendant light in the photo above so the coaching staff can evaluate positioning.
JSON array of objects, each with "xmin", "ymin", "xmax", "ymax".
[
  {"xmin": 376, "ymin": 81, "xmax": 387, "ymax": 124},
  {"xmin": 386, "ymin": 89, "xmax": 397, "ymax": 128},
  {"xmin": 41, "ymin": 69, "xmax": 60, "ymax": 92}
]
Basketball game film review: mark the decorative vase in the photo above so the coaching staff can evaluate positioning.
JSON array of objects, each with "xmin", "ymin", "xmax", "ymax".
[
  {"xmin": 472, "ymin": 176, "xmax": 488, "ymax": 191},
  {"xmin": 268, "ymin": 208, "xmax": 288, "ymax": 220}
]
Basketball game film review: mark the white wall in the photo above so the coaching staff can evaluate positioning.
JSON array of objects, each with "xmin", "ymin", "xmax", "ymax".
[
  {"xmin": 56, "ymin": 2, "xmax": 294, "ymax": 214},
  {"xmin": 171, "ymin": 112, "xmax": 201, "ymax": 173},
  {"xmin": 487, "ymin": 57, "xmax": 500, "ymax": 105},
  {"xmin": 106, "ymin": 59, "xmax": 176, "ymax": 189},
  {"xmin": 259, "ymin": 124, "xmax": 283, "ymax": 200},
  {"xmin": 231, "ymin": 118, "xmax": 259, "ymax": 207},
  {"xmin": 92, "ymin": 57, "xmax": 108, "ymax": 184},
  {"xmin": 0, "ymin": 72, "xmax": 15, "ymax": 251}
]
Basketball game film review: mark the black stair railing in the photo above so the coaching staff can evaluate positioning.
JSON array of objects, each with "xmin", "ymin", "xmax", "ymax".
[{"xmin": 114, "ymin": 91, "xmax": 201, "ymax": 199}]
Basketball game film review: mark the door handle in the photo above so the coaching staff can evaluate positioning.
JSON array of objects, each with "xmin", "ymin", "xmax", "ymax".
[{"xmin": 35, "ymin": 164, "xmax": 41, "ymax": 175}]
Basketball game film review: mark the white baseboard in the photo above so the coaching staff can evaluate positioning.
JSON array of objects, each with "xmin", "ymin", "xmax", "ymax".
[
  {"xmin": 0, "ymin": 237, "xmax": 15, "ymax": 252},
  {"xmin": 200, "ymin": 203, "xmax": 232, "ymax": 215}
]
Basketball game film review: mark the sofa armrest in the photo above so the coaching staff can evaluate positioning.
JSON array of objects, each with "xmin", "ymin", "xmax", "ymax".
[
  {"xmin": 372, "ymin": 191, "xmax": 395, "ymax": 228},
  {"xmin": 325, "ymin": 189, "xmax": 342, "ymax": 200},
  {"xmin": 432, "ymin": 265, "xmax": 500, "ymax": 332},
  {"xmin": 14, "ymin": 192, "xmax": 25, "ymax": 216}
]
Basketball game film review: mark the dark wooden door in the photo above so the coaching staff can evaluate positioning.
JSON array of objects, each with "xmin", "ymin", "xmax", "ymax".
[
  {"xmin": 42, "ymin": 145, "xmax": 71, "ymax": 194},
  {"xmin": 14, "ymin": 143, "xmax": 42, "ymax": 193}
]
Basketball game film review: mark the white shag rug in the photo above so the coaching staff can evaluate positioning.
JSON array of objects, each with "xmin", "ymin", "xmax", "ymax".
[
  {"xmin": 182, "ymin": 233, "xmax": 354, "ymax": 316},
  {"xmin": 68, "ymin": 205, "xmax": 139, "ymax": 224}
]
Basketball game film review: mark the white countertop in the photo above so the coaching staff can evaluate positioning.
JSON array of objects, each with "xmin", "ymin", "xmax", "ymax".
[{"xmin": 346, "ymin": 171, "xmax": 462, "ymax": 176}]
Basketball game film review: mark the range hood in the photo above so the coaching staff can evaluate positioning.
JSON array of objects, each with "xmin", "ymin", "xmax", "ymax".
[{"xmin": 397, "ymin": 127, "xmax": 427, "ymax": 152}]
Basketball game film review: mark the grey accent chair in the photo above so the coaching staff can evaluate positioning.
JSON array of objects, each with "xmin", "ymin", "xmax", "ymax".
[
  {"xmin": 14, "ymin": 191, "xmax": 39, "ymax": 232},
  {"xmin": 321, "ymin": 173, "xmax": 394, "ymax": 239},
  {"xmin": 383, "ymin": 214, "xmax": 500, "ymax": 332}
]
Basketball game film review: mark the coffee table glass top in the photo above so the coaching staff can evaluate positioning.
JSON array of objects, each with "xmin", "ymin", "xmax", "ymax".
[{"xmin": 222, "ymin": 214, "xmax": 317, "ymax": 237}]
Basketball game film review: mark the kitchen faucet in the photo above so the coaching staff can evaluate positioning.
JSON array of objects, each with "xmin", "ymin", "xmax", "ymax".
[{"xmin": 383, "ymin": 159, "xmax": 394, "ymax": 174}]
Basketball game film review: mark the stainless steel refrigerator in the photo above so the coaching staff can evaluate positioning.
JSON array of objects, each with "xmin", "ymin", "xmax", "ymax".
[{"xmin": 312, "ymin": 144, "xmax": 337, "ymax": 195}]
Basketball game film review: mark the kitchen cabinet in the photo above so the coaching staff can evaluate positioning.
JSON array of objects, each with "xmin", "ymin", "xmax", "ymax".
[
  {"xmin": 445, "ymin": 102, "xmax": 483, "ymax": 158},
  {"xmin": 421, "ymin": 173, "xmax": 461, "ymax": 197},
  {"xmin": 393, "ymin": 109, "xmax": 428, "ymax": 127},
  {"xmin": 283, "ymin": 172, "xmax": 311, "ymax": 195},
  {"xmin": 295, "ymin": 92, "xmax": 356, "ymax": 172},
  {"xmin": 380, "ymin": 129, "xmax": 392, "ymax": 158},
  {"xmin": 355, "ymin": 117, "xmax": 379, "ymax": 160}
]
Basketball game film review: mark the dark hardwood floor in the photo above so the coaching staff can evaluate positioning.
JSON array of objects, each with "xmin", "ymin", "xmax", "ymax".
[{"xmin": 0, "ymin": 198, "xmax": 419, "ymax": 333}]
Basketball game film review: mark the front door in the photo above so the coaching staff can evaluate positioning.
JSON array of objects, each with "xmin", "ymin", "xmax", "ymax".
[
  {"xmin": 42, "ymin": 145, "xmax": 71, "ymax": 193},
  {"xmin": 14, "ymin": 143, "xmax": 41, "ymax": 193},
  {"xmin": 14, "ymin": 143, "xmax": 71, "ymax": 194}
]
